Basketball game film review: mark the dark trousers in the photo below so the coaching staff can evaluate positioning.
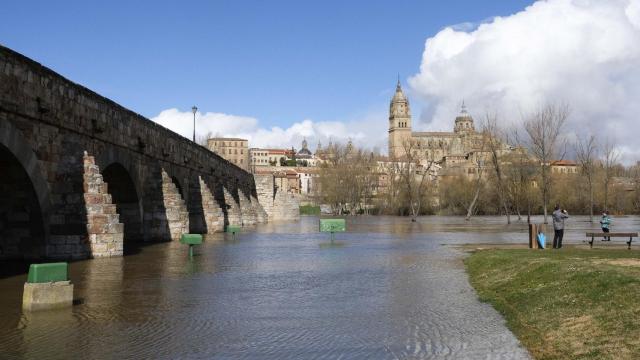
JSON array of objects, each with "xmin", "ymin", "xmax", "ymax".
[
  {"xmin": 553, "ymin": 229, "xmax": 564, "ymax": 249},
  {"xmin": 602, "ymin": 227, "xmax": 610, "ymax": 241}
]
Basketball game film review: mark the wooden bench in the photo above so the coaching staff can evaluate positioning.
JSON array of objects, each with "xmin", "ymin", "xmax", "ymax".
[{"xmin": 586, "ymin": 232, "xmax": 638, "ymax": 249}]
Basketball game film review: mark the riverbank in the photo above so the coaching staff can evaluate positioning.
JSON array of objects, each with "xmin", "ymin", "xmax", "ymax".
[{"xmin": 464, "ymin": 247, "xmax": 640, "ymax": 359}]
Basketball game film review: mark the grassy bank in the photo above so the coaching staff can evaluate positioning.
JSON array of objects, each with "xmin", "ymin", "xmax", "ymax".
[
  {"xmin": 465, "ymin": 248, "xmax": 640, "ymax": 359},
  {"xmin": 299, "ymin": 205, "xmax": 321, "ymax": 215}
]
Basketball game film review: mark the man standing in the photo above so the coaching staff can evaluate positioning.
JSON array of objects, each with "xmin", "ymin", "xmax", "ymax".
[{"xmin": 552, "ymin": 204, "xmax": 569, "ymax": 249}]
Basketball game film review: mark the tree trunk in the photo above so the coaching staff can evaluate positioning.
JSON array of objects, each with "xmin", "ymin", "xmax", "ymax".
[
  {"xmin": 501, "ymin": 197, "xmax": 511, "ymax": 224},
  {"xmin": 542, "ymin": 166, "xmax": 549, "ymax": 224},
  {"xmin": 604, "ymin": 181, "xmax": 609, "ymax": 211},
  {"xmin": 466, "ymin": 184, "xmax": 481, "ymax": 221},
  {"xmin": 589, "ymin": 179, "xmax": 594, "ymax": 223}
]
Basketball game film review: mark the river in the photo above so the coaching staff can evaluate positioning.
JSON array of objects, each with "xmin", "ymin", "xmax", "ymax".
[{"xmin": 2, "ymin": 215, "xmax": 638, "ymax": 359}]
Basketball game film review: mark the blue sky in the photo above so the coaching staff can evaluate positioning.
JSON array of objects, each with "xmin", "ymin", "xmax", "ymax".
[{"xmin": 1, "ymin": 0, "xmax": 533, "ymax": 125}]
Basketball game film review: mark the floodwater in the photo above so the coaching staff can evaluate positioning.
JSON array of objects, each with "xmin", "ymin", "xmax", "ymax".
[{"xmin": 1, "ymin": 215, "xmax": 637, "ymax": 359}]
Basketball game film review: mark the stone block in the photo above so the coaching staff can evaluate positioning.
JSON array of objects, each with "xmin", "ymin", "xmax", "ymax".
[
  {"xmin": 22, "ymin": 281, "xmax": 74, "ymax": 311},
  {"xmin": 91, "ymin": 243, "xmax": 107, "ymax": 253},
  {"xmin": 106, "ymin": 223, "xmax": 124, "ymax": 234},
  {"xmin": 49, "ymin": 236, "xmax": 67, "ymax": 245},
  {"xmin": 84, "ymin": 193, "xmax": 104, "ymax": 205}
]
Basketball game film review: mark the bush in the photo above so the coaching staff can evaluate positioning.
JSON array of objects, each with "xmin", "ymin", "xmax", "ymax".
[{"xmin": 299, "ymin": 205, "xmax": 321, "ymax": 215}]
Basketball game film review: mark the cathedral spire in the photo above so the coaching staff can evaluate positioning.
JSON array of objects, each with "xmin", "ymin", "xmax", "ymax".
[{"xmin": 460, "ymin": 99, "xmax": 468, "ymax": 114}]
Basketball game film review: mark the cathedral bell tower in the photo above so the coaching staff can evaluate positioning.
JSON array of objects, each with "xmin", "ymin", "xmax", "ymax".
[{"xmin": 388, "ymin": 79, "xmax": 412, "ymax": 158}]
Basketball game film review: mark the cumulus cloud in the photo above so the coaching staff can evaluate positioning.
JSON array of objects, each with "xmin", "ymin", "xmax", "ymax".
[
  {"xmin": 150, "ymin": 108, "xmax": 388, "ymax": 152},
  {"xmin": 409, "ymin": 0, "xmax": 640, "ymax": 163}
]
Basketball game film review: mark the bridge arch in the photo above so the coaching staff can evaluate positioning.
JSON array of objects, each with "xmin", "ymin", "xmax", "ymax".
[
  {"xmin": 101, "ymin": 163, "xmax": 143, "ymax": 248},
  {"xmin": 95, "ymin": 147, "xmax": 143, "ymax": 203},
  {"xmin": 0, "ymin": 121, "xmax": 51, "ymax": 259},
  {"xmin": 171, "ymin": 176, "xmax": 185, "ymax": 200}
]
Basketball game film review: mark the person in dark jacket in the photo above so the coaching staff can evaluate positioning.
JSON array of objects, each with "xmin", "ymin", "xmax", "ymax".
[{"xmin": 552, "ymin": 204, "xmax": 569, "ymax": 249}]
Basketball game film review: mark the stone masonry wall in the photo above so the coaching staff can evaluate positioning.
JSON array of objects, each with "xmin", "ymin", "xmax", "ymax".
[
  {"xmin": 83, "ymin": 152, "xmax": 124, "ymax": 257},
  {"xmin": 223, "ymin": 187, "xmax": 242, "ymax": 226},
  {"xmin": 199, "ymin": 177, "xmax": 224, "ymax": 233},
  {"xmin": 238, "ymin": 190, "xmax": 257, "ymax": 226},
  {"xmin": 252, "ymin": 195, "xmax": 268, "ymax": 223},
  {"xmin": 254, "ymin": 174, "xmax": 300, "ymax": 221},
  {"xmin": 161, "ymin": 170, "xmax": 189, "ymax": 241}
]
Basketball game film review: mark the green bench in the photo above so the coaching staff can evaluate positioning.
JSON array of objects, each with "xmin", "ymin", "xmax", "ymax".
[
  {"xmin": 27, "ymin": 262, "xmax": 68, "ymax": 283},
  {"xmin": 23, "ymin": 262, "xmax": 73, "ymax": 311},
  {"xmin": 320, "ymin": 219, "xmax": 346, "ymax": 243},
  {"xmin": 180, "ymin": 234, "xmax": 203, "ymax": 257},
  {"xmin": 226, "ymin": 225, "xmax": 241, "ymax": 240}
]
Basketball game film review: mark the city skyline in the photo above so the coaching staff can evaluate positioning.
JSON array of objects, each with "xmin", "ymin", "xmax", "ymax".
[{"xmin": 3, "ymin": 1, "xmax": 640, "ymax": 162}]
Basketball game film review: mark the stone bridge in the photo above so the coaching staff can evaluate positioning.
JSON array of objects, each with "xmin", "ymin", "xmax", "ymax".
[{"xmin": 0, "ymin": 45, "xmax": 268, "ymax": 260}]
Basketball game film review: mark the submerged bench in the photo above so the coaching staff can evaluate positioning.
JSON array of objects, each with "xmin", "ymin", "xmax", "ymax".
[{"xmin": 586, "ymin": 232, "xmax": 638, "ymax": 249}]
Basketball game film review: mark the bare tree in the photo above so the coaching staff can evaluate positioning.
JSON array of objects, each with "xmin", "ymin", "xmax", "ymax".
[
  {"xmin": 465, "ymin": 155, "xmax": 485, "ymax": 220},
  {"xmin": 482, "ymin": 113, "xmax": 511, "ymax": 224},
  {"xmin": 397, "ymin": 139, "xmax": 436, "ymax": 222},
  {"xmin": 524, "ymin": 103, "xmax": 569, "ymax": 223},
  {"xmin": 575, "ymin": 135, "xmax": 597, "ymax": 222},
  {"xmin": 505, "ymin": 150, "xmax": 538, "ymax": 223},
  {"xmin": 602, "ymin": 138, "xmax": 620, "ymax": 211},
  {"xmin": 198, "ymin": 131, "xmax": 214, "ymax": 147}
]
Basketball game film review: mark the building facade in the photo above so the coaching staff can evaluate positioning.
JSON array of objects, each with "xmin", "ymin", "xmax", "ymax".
[
  {"xmin": 207, "ymin": 137, "xmax": 249, "ymax": 170},
  {"xmin": 249, "ymin": 148, "xmax": 295, "ymax": 172},
  {"xmin": 388, "ymin": 80, "xmax": 514, "ymax": 176},
  {"xmin": 550, "ymin": 160, "xmax": 579, "ymax": 174}
]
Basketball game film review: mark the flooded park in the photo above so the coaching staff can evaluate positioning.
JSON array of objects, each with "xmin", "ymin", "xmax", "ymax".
[{"xmin": 3, "ymin": 215, "xmax": 638, "ymax": 359}]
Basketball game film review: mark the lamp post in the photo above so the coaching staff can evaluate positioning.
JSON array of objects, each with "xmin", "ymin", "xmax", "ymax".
[{"xmin": 191, "ymin": 105, "xmax": 198, "ymax": 142}]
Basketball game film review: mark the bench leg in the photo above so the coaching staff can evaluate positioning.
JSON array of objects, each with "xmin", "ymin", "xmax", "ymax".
[
  {"xmin": 628, "ymin": 237, "xmax": 632, "ymax": 250},
  {"xmin": 590, "ymin": 236, "xmax": 594, "ymax": 249}
]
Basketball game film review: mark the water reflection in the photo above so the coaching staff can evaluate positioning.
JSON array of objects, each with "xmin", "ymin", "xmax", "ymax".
[{"xmin": 2, "ymin": 215, "xmax": 634, "ymax": 359}]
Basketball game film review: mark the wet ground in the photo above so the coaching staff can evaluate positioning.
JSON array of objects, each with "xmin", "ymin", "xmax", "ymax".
[{"xmin": 2, "ymin": 215, "xmax": 637, "ymax": 359}]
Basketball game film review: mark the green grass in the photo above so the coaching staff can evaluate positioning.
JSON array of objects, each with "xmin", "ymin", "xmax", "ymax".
[
  {"xmin": 465, "ymin": 248, "xmax": 640, "ymax": 360},
  {"xmin": 299, "ymin": 205, "xmax": 321, "ymax": 215}
]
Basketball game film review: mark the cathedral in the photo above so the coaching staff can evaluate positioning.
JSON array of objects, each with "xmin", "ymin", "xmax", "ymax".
[{"xmin": 388, "ymin": 80, "xmax": 515, "ymax": 176}]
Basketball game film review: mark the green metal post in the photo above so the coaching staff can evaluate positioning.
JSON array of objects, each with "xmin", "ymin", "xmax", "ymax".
[
  {"xmin": 331, "ymin": 231, "xmax": 335, "ymax": 244},
  {"xmin": 189, "ymin": 244, "xmax": 194, "ymax": 258}
]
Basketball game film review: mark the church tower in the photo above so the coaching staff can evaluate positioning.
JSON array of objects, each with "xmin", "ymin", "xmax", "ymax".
[
  {"xmin": 453, "ymin": 101, "xmax": 475, "ymax": 135},
  {"xmin": 388, "ymin": 79, "xmax": 412, "ymax": 158}
]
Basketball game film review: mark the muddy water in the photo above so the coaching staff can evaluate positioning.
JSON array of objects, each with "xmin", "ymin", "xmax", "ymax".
[{"xmin": 2, "ymin": 215, "xmax": 636, "ymax": 359}]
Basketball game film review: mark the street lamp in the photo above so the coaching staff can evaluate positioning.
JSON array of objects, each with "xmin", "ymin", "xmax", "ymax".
[{"xmin": 191, "ymin": 105, "xmax": 198, "ymax": 142}]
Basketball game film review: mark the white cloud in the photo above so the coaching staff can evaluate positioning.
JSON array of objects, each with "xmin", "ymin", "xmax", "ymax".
[
  {"xmin": 150, "ymin": 108, "xmax": 388, "ymax": 153},
  {"xmin": 409, "ymin": 0, "xmax": 640, "ymax": 164}
]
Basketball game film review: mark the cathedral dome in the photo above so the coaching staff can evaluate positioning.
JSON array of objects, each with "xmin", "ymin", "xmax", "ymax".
[
  {"xmin": 454, "ymin": 102, "xmax": 475, "ymax": 133},
  {"xmin": 297, "ymin": 138, "xmax": 313, "ymax": 158}
]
